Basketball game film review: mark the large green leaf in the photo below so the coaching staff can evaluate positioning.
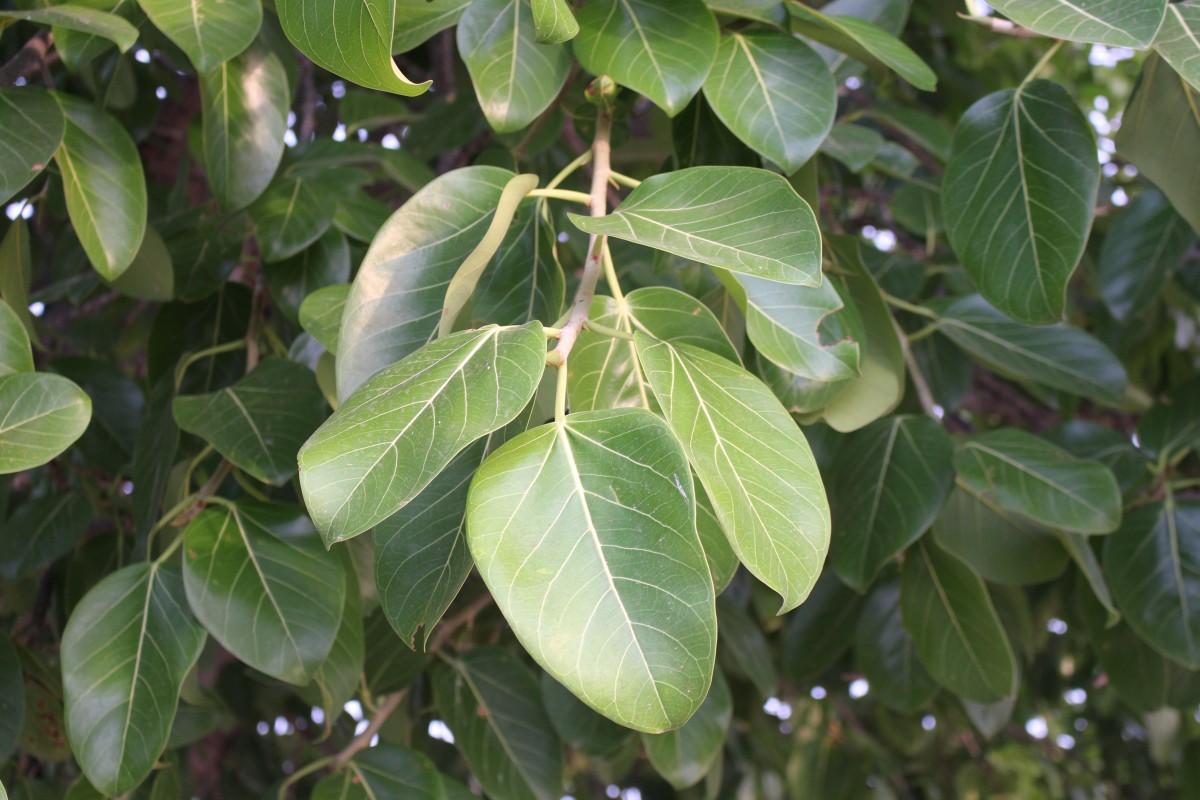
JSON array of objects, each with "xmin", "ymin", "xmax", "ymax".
[
  {"xmin": 249, "ymin": 174, "xmax": 336, "ymax": 263},
  {"xmin": 338, "ymin": 166, "xmax": 515, "ymax": 396},
  {"xmin": 532, "ymin": 0, "xmax": 578, "ymax": 42},
  {"xmin": 182, "ymin": 500, "xmax": 345, "ymax": 684},
  {"xmin": 855, "ymin": 579, "xmax": 938, "ymax": 714},
  {"xmin": 1105, "ymin": 497, "xmax": 1200, "ymax": 669},
  {"xmin": 61, "ymin": 563, "xmax": 206, "ymax": 797},
  {"xmin": 173, "ymin": 357, "xmax": 326, "ymax": 486},
  {"xmin": 0, "ymin": 6, "xmax": 137, "ymax": 52},
  {"xmin": 573, "ymin": 0, "xmax": 718, "ymax": 116},
  {"xmin": 942, "ymin": 81, "xmax": 1097, "ymax": 324},
  {"xmin": 0, "ymin": 373, "xmax": 92, "ymax": 475},
  {"xmin": 1154, "ymin": 0, "xmax": 1200, "ymax": 90},
  {"xmin": 988, "ymin": 0, "xmax": 1168, "ymax": 48},
  {"xmin": 1096, "ymin": 188, "xmax": 1194, "ymax": 322},
  {"xmin": 932, "ymin": 294, "xmax": 1127, "ymax": 404},
  {"xmin": 572, "ymin": 167, "xmax": 821, "ymax": 285},
  {"xmin": 954, "ymin": 429, "xmax": 1122, "ymax": 535},
  {"xmin": 300, "ymin": 323, "xmax": 546, "ymax": 544},
  {"xmin": 642, "ymin": 670, "xmax": 731, "ymax": 788},
  {"xmin": 0, "ymin": 493, "xmax": 91, "ymax": 580},
  {"xmin": 200, "ymin": 43, "xmax": 289, "ymax": 211},
  {"xmin": 392, "ymin": 0, "xmax": 473, "ymax": 53},
  {"xmin": 0, "ymin": 300, "xmax": 32, "ymax": 377},
  {"xmin": 635, "ymin": 335, "xmax": 829, "ymax": 612},
  {"xmin": 433, "ymin": 647, "xmax": 564, "ymax": 800},
  {"xmin": 1117, "ymin": 56, "xmax": 1200, "ymax": 235},
  {"xmin": 277, "ymin": 0, "xmax": 432, "ymax": 96},
  {"xmin": 702, "ymin": 31, "xmax": 836, "ymax": 174},
  {"xmin": 458, "ymin": 0, "xmax": 571, "ymax": 133},
  {"xmin": 53, "ymin": 94, "xmax": 147, "ymax": 281},
  {"xmin": 0, "ymin": 637, "xmax": 23, "ymax": 764},
  {"xmin": 138, "ymin": 0, "xmax": 261, "ymax": 72},
  {"xmin": 299, "ymin": 284, "xmax": 349, "ymax": 355},
  {"xmin": 626, "ymin": 286, "xmax": 740, "ymax": 363},
  {"xmin": 900, "ymin": 540, "xmax": 1017, "ymax": 703},
  {"xmin": 827, "ymin": 415, "xmax": 954, "ymax": 590},
  {"xmin": 313, "ymin": 745, "xmax": 446, "ymax": 800},
  {"xmin": 0, "ymin": 88, "xmax": 63, "ymax": 206},
  {"xmin": 468, "ymin": 408, "xmax": 716, "ymax": 731}
]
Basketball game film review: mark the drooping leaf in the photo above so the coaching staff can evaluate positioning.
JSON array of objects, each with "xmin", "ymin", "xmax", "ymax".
[
  {"xmin": 780, "ymin": 570, "xmax": 862, "ymax": 681},
  {"xmin": 1154, "ymin": 0, "xmax": 1200, "ymax": 91},
  {"xmin": 1097, "ymin": 191, "xmax": 1194, "ymax": 322},
  {"xmin": 0, "ymin": 493, "xmax": 91, "ymax": 579},
  {"xmin": 61, "ymin": 563, "xmax": 206, "ymax": 797},
  {"xmin": 942, "ymin": 81, "xmax": 1097, "ymax": 324},
  {"xmin": 532, "ymin": 0, "xmax": 578, "ymax": 42},
  {"xmin": 299, "ymin": 284, "xmax": 349, "ymax": 355},
  {"xmin": 0, "ymin": 88, "xmax": 63, "ymax": 206},
  {"xmin": 469, "ymin": 201, "xmax": 566, "ymax": 328},
  {"xmin": 467, "ymin": 409, "xmax": 717, "ymax": 731},
  {"xmin": 855, "ymin": 579, "xmax": 939, "ymax": 714},
  {"xmin": 786, "ymin": 1, "xmax": 935, "ymax": 90},
  {"xmin": 572, "ymin": 167, "xmax": 821, "ymax": 285},
  {"xmin": 0, "ymin": 300, "xmax": 32, "ymax": 377},
  {"xmin": 1077, "ymin": 579, "xmax": 1174, "ymax": 713},
  {"xmin": 642, "ymin": 670, "xmax": 732, "ymax": 789},
  {"xmin": 988, "ymin": 0, "xmax": 1168, "ymax": 48},
  {"xmin": 635, "ymin": 335, "xmax": 830, "ymax": 612},
  {"xmin": 0, "ymin": 637, "xmax": 23, "ymax": 764},
  {"xmin": 249, "ymin": 174, "xmax": 336, "ymax": 263},
  {"xmin": 300, "ymin": 323, "xmax": 546, "ymax": 544},
  {"xmin": 265, "ymin": 228, "xmax": 351, "ymax": 323},
  {"xmin": 1138, "ymin": 378, "xmax": 1200, "ymax": 462},
  {"xmin": 312, "ymin": 745, "xmax": 446, "ymax": 800},
  {"xmin": 0, "ymin": 6, "xmax": 137, "ymax": 53},
  {"xmin": 0, "ymin": 373, "xmax": 92, "ymax": 475},
  {"xmin": 138, "ymin": 0, "xmax": 261, "ymax": 72},
  {"xmin": 392, "ymin": 0, "xmax": 473, "ymax": 54},
  {"xmin": 573, "ymin": 0, "xmax": 719, "ymax": 116}
]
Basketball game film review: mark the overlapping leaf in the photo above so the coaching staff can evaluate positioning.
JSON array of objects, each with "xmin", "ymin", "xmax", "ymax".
[
  {"xmin": 642, "ymin": 671, "xmax": 731, "ymax": 788},
  {"xmin": 988, "ymin": 0, "xmax": 1168, "ymax": 48},
  {"xmin": 855, "ymin": 580, "xmax": 939, "ymax": 714},
  {"xmin": 786, "ymin": 1, "xmax": 935, "ymax": 90},
  {"xmin": 0, "ymin": 373, "xmax": 92, "ymax": 474},
  {"xmin": 533, "ymin": 0, "xmax": 579, "ymax": 42},
  {"xmin": 781, "ymin": 571, "xmax": 862, "ymax": 680},
  {"xmin": 249, "ymin": 175, "xmax": 336, "ymax": 263},
  {"xmin": 1096, "ymin": 188, "xmax": 1194, "ymax": 321},
  {"xmin": 0, "ymin": 493, "xmax": 90, "ymax": 579},
  {"xmin": 568, "ymin": 297, "xmax": 651, "ymax": 412},
  {"xmin": 1154, "ymin": 0, "xmax": 1200, "ymax": 90},
  {"xmin": 626, "ymin": 286, "xmax": 740, "ymax": 362},
  {"xmin": 392, "ymin": 0, "xmax": 473, "ymax": 53},
  {"xmin": 265, "ymin": 228, "xmax": 351, "ymax": 323},
  {"xmin": 0, "ymin": 88, "xmax": 63, "ymax": 206},
  {"xmin": 138, "ymin": 0, "xmax": 261, "ymax": 73},
  {"xmin": 299, "ymin": 284, "xmax": 349, "ymax": 355},
  {"xmin": 469, "ymin": 201, "xmax": 565, "ymax": 328},
  {"xmin": 0, "ymin": 6, "xmax": 137, "ymax": 53},
  {"xmin": 312, "ymin": 745, "xmax": 447, "ymax": 799},
  {"xmin": 0, "ymin": 300, "xmax": 32, "ymax": 376}
]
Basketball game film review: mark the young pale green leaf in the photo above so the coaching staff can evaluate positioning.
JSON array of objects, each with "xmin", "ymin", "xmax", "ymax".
[
  {"xmin": 780, "ymin": 571, "xmax": 863, "ymax": 680},
  {"xmin": 955, "ymin": 429, "xmax": 1122, "ymax": 535},
  {"xmin": 392, "ymin": 0, "xmax": 473, "ymax": 53},
  {"xmin": 299, "ymin": 284, "xmax": 349, "ymax": 355},
  {"xmin": 0, "ymin": 300, "xmax": 32, "ymax": 376},
  {"xmin": 0, "ymin": 88, "xmax": 63, "ymax": 206},
  {"xmin": 532, "ymin": 0, "xmax": 579, "ymax": 42},
  {"xmin": 182, "ymin": 500, "xmax": 345, "ymax": 685},
  {"xmin": 988, "ymin": 0, "xmax": 1168, "ymax": 48},
  {"xmin": 138, "ymin": 0, "xmax": 261, "ymax": 72},
  {"xmin": 933, "ymin": 294, "xmax": 1127, "ymax": 404},
  {"xmin": 900, "ymin": 540, "xmax": 1017, "ymax": 703},
  {"xmin": 469, "ymin": 201, "xmax": 565, "ymax": 328},
  {"xmin": 573, "ymin": 0, "xmax": 719, "ymax": 116},
  {"xmin": 635, "ymin": 335, "xmax": 830, "ymax": 612},
  {"xmin": 0, "ymin": 6, "xmax": 137, "ymax": 53},
  {"xmin": 786, "ymin": 2, "xmax": 935, "ymax": 91},
  {"xmin": 249, "ymin": 175, "xmax": 335, "ymax": 263},
  {"xmin": 1117, "ymin": 56, "xmax": 1200, "ymax": 234},
  {"xmin": 434, "ymin": 647, "xmax": 564, "ymax": 800},
  {"xmin": 458, "ymin": 0, "xmax": 571, "ymax": 133},
  {"xmin": 820, "ymin": 122, "xmax": 884, "ymax": 171},
  {"xmin": 942, "ymin": 81, "xmax": 1098, "ymax": 324},
  {"xmin": 276, "ymin": 0, "xmax": 431, "ymax": 96},
  {"xmin": 642, "ymin": 670, "xmax": 731, "ymax": 789},
  {"xmin": 54, "ymin": 94, "xmax": 147, "ymax": 281},
  {"xmin": 626, "ymin": 286, "xmax": 740, "ymax": 363},
  {"xmin": 173, "ymin": 358, "xmax": 327, "ymax": 486},
  {"xmin": 572, "ymin": 168, "xmax": 821, "ymax": 285},
  {"xmin": 312, "ymin": 745, "xmax": 446, "ymax": 800},
  {"xmin": 265, "ymin": 228, "xmax": 351, "ymax": 323},
  {"xmin": 1138, "ymin": 378, "xmax": 1200, "ymax": 462},
  {"xmin": 300, "ymin": 323, "xmax": 546, "ymax": 544},
  {"xmin": 200, "ymin": 43, "xmax": 289, "ymax": 211},
  {"xmin": 541, "ymin": 673, "xmax": 635, "ymax": 757},
  {"xmin": 467, "ymin": 409, "xmax": 717, "ymax": 732},
  {"xmin": 828, "ymin": 415, "xmax": 954, "ymax": 590},
  {"xmin": 338, "ymin": 166, "xmax": 516, "ymax": 396},
  {"xmin": 62, "ymin": 563, "xmax": 206, "ymax": 797},
  {"xmin": 855, "ymin": 579, "xmax": 939, "ymax": 714},
  {"xmin": 0, "ymin": 373, "xmax": 92, "ymax": 475},
  {"xmin": 568, "ymin": 297, "xmax": 652, "ymax": 412},
  {"xmin": 0, "ymin": 493, "xmax": 90, "ymax": 580},
  {"xmin": 0, "ymin": 637, "xmax": 21, "ymax": 764},
  {"xmin": 1096, "ymin": 188, "xmax": 1194, "ymax": 321},
  {"xmin": 1105, "ymin": 497, "xmax": 1200, "ymax": 669},
  {"xmin": 1154, "ymin": 1, "xmax": 1200, "ymax": 90}
]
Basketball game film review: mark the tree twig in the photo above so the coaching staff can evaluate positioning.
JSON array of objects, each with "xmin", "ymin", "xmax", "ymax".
[
  {"xmin": 0, "ymin": 32, "xmax": 56, "ymax": 87},
  {"xmin": 331, "ymin": 690, "xmax": 407, "ymax": 769}
]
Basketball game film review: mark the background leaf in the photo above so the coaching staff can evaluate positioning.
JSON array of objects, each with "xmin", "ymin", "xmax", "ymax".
[
  {"xmin": 0, "ymin": 493, "xmax": 90, "ymax": 580},
  {"xmin": 855, "ymin": 579, "xmax": 939, "ymax": 714},
  {"xmin": 0, "ymin": 88, "xmax": 63, "ymax": 206},
  {"xmin": 0, "ymin": 6, "xmax": 137, "ymax": 53},
  {"xmin": 0, "ymin": 373, "xmax": 92, "ymax": 475},
  {"xmin": 988, "ymin": 0, "xmax": 1168, "ymax": 48},
  {"xmin": 0, "ymin": 299, "xmax": 32, "ymax": 376},
  {"xmin": 642, "ymin": 670, "xmax": 731, "ymax": 788},
  {"xmin": 1097, "ymin": 188, "xmax": 1195, "ymax": 321},
  {"xmin": 138, "ymin": 0, "xmax": 261, "ymax": 73},
  {"xmin": 1154, "ymin": 0, "xmax": 1200, "ymax": 90},
  {"xmin": 786, "ymin": 2, "xmax": 935, "ymax": 90}
]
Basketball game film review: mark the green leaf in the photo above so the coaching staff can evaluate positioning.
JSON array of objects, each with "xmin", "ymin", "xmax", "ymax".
[
  {"xmin": 780, "ymin": 571, "xmax": 862, "ymax": 681},
  {"xmin": 62, "ymin": 563, "xmax": 206, "ymax": 796},
  {"xmin": 715, "ymin": 598, "xmax": 777, "ymax": 697},
  {"xmin": 0, "ymin": 493, "xmax": 91, "ymax": 580},
  {"xmin": 900, "ymin": 540, "xmax": 1017, "ymax": 703},
  {"xmin": 294, "ymin": 545, "xmax": 362, "ymax": 712},
  {"xmin": 954, "ymin": 429, "xmax": 1122, "ymax": 535},
  {"xmin": 786, "ymin": 2, "xmax": 935, "ymax": 91},
  {"xmin": 1117, "ymin": 56, "xmax": 1200, "ymax": 235},
  {"xmin": 702, "ymin": 31, "xmax": 836, "ymax": 174},
  {"xmin": 469, "ymin": 201, "xmax": 566, "ymax": 328},
  {"xmin": 300, "ymin": 323, "xmax": 546, "ymax": 544},
  {"xmin": 855, "ymin": 579, "xmax": 938, "ymax": 714},
  {"xmin": 0, "ymin": 373, "xmax": 92, "ymax": 475},
  {"xmin": 1096, "ymin": 188, "xmax": 1194, "ymax": 321},
  {"xmin": 468, "ymin": 408, "xmax": 717, "ymax": 731},
  {"xmin": 132, "ymin": 378, "xmax": 179, "ymax": 543},
  {"xmin": 805, "ymin": 0, "xmax": 911, "ymax": 81},
  {"xmin": 1138, "ymin": 378, "xmax": 1200, "ymax": 462},
  {"xmin": 573, "ymin": 0, "xmax": 719, "ymax": 116},
  {"xmin": 0, "ymin": 299, "xmax": 32, "ymax": 376},
  {"xmin": 988, "ymin": 0, "xmax": 1168, "ymax": 48},
  {"xmin": 572, "ymin": 167, "xmax": 821, "ymax": 285},
  {"xmin": 458, "ymin": 0, "xmax": 571, "ymax": 133},
  {"xmin": 867, "ymin": 105, "xmax": 953, "ymax": 162},
  {"xmin": 933, "ymin": 294, "xmax": 1127, "ymax": 404},
  {"xmin": 338, "ymin": 166, "xmax": 516, "ymax": 396},
  {"xmin": 942, "ymin": 81, "xmax": 1098, "ymax": 324},
  {"xmin": 138, "ymin": 0, "xmax": 261, "ymax": 72},
  {"xmin": 174, "ymin": 358, "xmax": 327, "ymax": 486},
  {"xmin": 313, "ymin": 745, "xmax": 447, "ymax": 800},
  {"xmin": 540, "ymin": 672, "xmax": 634, "ymax": 757},
  {"xmin": 705, "ymin": 0, "xmax": 784, "ymax": 24},
  {"xmin": 0, "ymin": 220, "xmax": 35, "ymax": 344},
  {"xmin": 200, "ymin": 43, "xmax": 289, "ymax": 210},
  {"xmin": 828, "ymin": 415, "xmax": 954, "ymax": 590},
  {"xmin": 0, "ymin": 6, "xmax": 137, "ymax": 53},
  {"xmin": 642, "ymin": 670, "xmax": 731, "ymax": 789},
  {"xmin": 182, "ymin": 500, "xmax": 345, "ymax": 684},
  {"xmin": 1104, "ymin": 496, "xmax": 1200, "ymax": 668},
  {"xmin": 299, "ymin": 284, "xmax": 349, "ymax": 355},
  {"xmin": 108, "ymin": 225, "xmax": 174, "ymax": 302},
  {"xmin": 635, "ymin": 335, "xmax": 830, "ymax": 612},
  {"xmin": 249, "ymin": 174, "xmax": 336, "ymax": 263},
  {"xmin": 1059, "ymin": 530, "xmax": 1120, "ymax": 625},
  {"xmin": 277, "ymin": 0, "xmax": 432, "ymax": 96},
  {"xmin": 392, "ymin": 0, "xmax": 472, "ymax": 53},
  {"xmin": 53, "ymin": 93, "xmax": 148, "ymax": 281},
  {"xmin": 626, "ymin": 286, "xmax": 740, "ymax": 363},
  {"xmin": 433, "ymin": 647, "xmax": 564, "ymax": 800},
  {"xmin": 265, "ymin": 228, "xmax": 351, "ymax": 323},
  {"xmin": 532, "ymin": 0, "xmax": 578, "ymax": 42},
  {"xmin": 1076, "ymin": 579, "xmax": 1174, "ymax": 713},
  {"xmin": 0, "ymin": 637, "xmax": 23, "ymax": 764},
  {"xmin": 1154, "ymin": 1, "xmax": 1200, "ymax": 91},
  {"xmin": 820, "ymin": 122, "xmax": 884, "ymax": 172},
  {"xmin": 0, "ymin": 88, "xmax": 63, "ymax": 206}
]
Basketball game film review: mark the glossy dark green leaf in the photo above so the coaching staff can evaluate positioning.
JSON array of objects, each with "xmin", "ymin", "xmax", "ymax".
[
  {"xmin": 298, "ymin": 547, "xmax": 364, "ymax": 713},
  {"xmin": 780, "ymin": 571, "xmax": 862, "ymax": 681},
  {"xmin": 540, "ymin": 672, "xmax": 634, "ymax": 757},
  {"xmin": 855, "ymin": 579, "xmax": 938, "ymax": 714},
  {"xmin": 312, "ymin": 745, "xmax": 446, "ymax": 800},
  {"xmin": 62, "ymin": 563, "xmax": 206, "ymax": 797},
  {"xmin": 0, "ymin": 637, "xmax": 23, "ymax": 764},
  {"xmin": 1138, "ymin": 378, "xmax": 1200, "ymax": 462},
  {"xmin": 1155, "ymin": 0, "xmax": 1200, "ymax": 90},
  {"xmin": 716, "ymin": 598, "xmax": 776, "ymax": 697},
  {"xmin": 636, "ymin": 335, "xmax": 830, "ymax": 612},
  {"xmin": 0, "ymin": 300, "xmax": 31, "ymax": 377},
  {"xmin": 468, "ymin": 409, "xmax": 717, "ymax": 732},
  {"xmin": 0, "ymin": 6, "xmax": 137, "ymax": 52},
  {"xmin": 532, "ymin": 0, "xmax": 578, "ymax": 42},
  {"xmin": 988, "ymin": 0, "xmax": 1168, "ymax": 48},
  {"xmin": 299, "ymin": 284, "xmax": 348, "ymax": 355},
  {"xmin": 642, "ymin": 670, "xmax": 731, "ymax": 789},
  {"xmin": 130, "ymin": 378, "xmax": 178, "ymax": 545},
  {"xmin": 828, "ymin": 415, "xmax": 954, "ymax": 590},
  {"xmin": 363, "ymin": 609, "xmax": 427, "ymax": 694},
  {"xmin": 265, "ymin": 228, "xmax": 351, "ymax": 323},
  {"xmin": 0, "ymin": 88, "xmax": 63, "ymax": 206},
  {"xmin": 900, "ymin": 540, "xmax": 1017, "ymax": 703},
  {"xmin": 433, "ymin": 647, "xmax": 564, "ymax": 800},
  {"xmin": 182, "ymin": 500, "xmax": 344, "ymax": 684},
  {"xmin": 1077, "ymin": 579, "xmax": 1173, "ymax": 713},
  {"xmin": 139, "ymin": 0, "xmax": 261, "ymax": 72},
  {"xmin": 942, "ymin": 81, "xmax": 1097, "ymax": 324},
  {"xmin": 1097, "ymin": 188, "xmax": 1194, "ymax": 321},
  {"xmin": 392, "ymin": 0, "xmax": 473, "ymax": 53},
  {"xmin": 1045, "ymin": 420, "xmax": 1149, "ymax": 499},
  {"xmin": 573, "ymin": 0, "xmax": 718, "ymax": 116},
  {"xmin": 0, "ymin": 373, "xmax": 92, "ymax": 475},
  {"xmin": 249, "ymin": 174, "xmax": 336, "ymax": 263},
  {"xmin": 0, "ymin": 493, "xmax": 90, "ymax": 579},
  {"xmin": 573, "ymin": 168, "xmax": 821, "ymax": 285},
  {"xmin": 786, "ymin": 2, "xmax": 935, "ymax": 90}
]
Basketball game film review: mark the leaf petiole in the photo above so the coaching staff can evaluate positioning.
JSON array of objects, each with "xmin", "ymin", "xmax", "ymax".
[{"xmin": 527, "ymin": 188, "xmax": 592, "ymax": 205}]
